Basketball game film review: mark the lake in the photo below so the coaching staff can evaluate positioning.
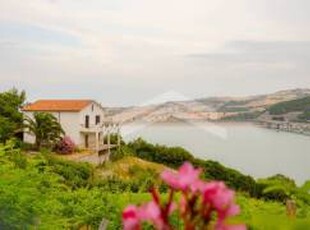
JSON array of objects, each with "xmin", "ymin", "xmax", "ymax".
[{"xmin": 122, "ymin": 122, "xmax": 310, "ymax": 185}]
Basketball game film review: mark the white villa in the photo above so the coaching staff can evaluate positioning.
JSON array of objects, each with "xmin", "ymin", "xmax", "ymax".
[{"xmin": 22, "ymin": 99, "xmax": 120, "ymax": 153}]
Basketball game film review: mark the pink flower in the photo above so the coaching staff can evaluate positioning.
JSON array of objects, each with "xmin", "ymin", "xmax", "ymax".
[
  {"xmin": 161, "ymin": 162, "xmax": 201, "ymax": 191},
  {"xmin": 202, "ymin": 181, "xmax": 242, "ymax": 228},
  {"xmin": 139, "ymin": 201, "xmax": 161, "ymax": 222},
  {"xmin": 179, "ymin": 195, "xmax": 187, "ymax": 214},
  {"xmin": 141, "ymin": 201, "xmax": 176, "ymax": 229},
  {"xmin": 216, "ymin": 224, "xmax": 247, "ymax": 230},
  {"xmin": 203, "ymin": 182, "xmax": 236, "ymax": 212},
  {"xmin": 122, "ymin": 162, "xmax": 246, "ymax": 230},
  {"xmin": 122, "ymin": 205, "xmax": 140, "ymax": 230},
  {"xmin": 123, "ymin": 201, "xmax": 174, "ymax": 230},
  {"xmin": 190, "ymin": 179, "xmax": 208, "ymax": 193}
]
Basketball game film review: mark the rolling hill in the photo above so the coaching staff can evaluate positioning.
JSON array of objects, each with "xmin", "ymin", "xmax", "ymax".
[{"xmin": 106, "ymin": 88, "xmax": 310, "ymax": 123}]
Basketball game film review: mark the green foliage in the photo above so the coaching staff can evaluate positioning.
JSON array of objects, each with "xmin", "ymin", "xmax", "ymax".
[
  {"xmin": 96, "ymin": 155, "xmax": 169, "ymax": 193},
  {"xmin": 0, "ymin": 88, "xmax": 26, "ymax": 143},
  {"xmin": 110, "ymin": 145, "xmax": 135, "ymax": 162},
  {"xmin": 127, "ymin": 139, "xmax": 259, "ymax": 197},
  {"xmin": 94, "ymin": 177, "xmax": 155, "ymax": 194},
  {"xmin": 194, "ymin": 159, "xmax": 259, "ymax": 197},
  {"xmin": 0, "ymin": 142, "xmax": 115, "ymax": 229},
  {"xmin": 237, "ymin": 195, "xmax": 310, "ymax": 229},
  {"xmin": 258, "ymin": 175, "xmax": 310, "ymax": 206},
  {"xmin": 104, "ymin": 134, "xmax": 125, "ymax": 145},
  {"xmin": 24, "ymin": 112, "xmax": 64, "ymax": 149},
  {"xmin": 268, "ymin": 96, "xmax": 310, "ymax": 115},
  {"xmin": 0, "ymin": 141, "xmax": 309, "ymax": 229},
  {"xmin": 43, "ymin": 156, "xmax": 94, "ymax": 189},
  {"xmin": 128, "ymin": 138, "xmax": 194, "ymax": 168}
]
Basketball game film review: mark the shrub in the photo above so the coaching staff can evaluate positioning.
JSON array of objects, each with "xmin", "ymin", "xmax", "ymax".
[
  {"xmin": 194, "ymin": 159, "xmax": 259, "ymax": 197},
  {"xmin": 55, "ymin": 136, "xmax": 76, "ymax": 154},
  {"xmin": 44, "ymin": 156, "xmax": 94, "ymax": 189},
  {"xmin": 110, "ymin": 145, "xmax": 135, "ymax": 162},
  {"xmin": 128, "ymin": 138, "xmax": 194, "ymax": 168},
  {"xmin": 127, "ymin": 139, "xmax": 258, "ymax": 197}
]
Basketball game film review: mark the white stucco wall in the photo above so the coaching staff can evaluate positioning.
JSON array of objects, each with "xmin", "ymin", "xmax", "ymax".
[
  {"xmin": 79, "ymin": 102, "xmax": 105, "ymax": 127},
  {"xmin": 23, "ymin": 111, "xmax": 80, "ymax": 145},
  {"xmin": 58, "ymin": 112, "xmax": 80, "ymax": 144},
  {"xmin": 79, "ymin": 102, "xmax": 105, "ymax": 148}
]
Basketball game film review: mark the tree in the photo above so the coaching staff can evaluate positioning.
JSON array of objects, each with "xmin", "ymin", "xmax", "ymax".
[
  {"xmin": 24, "ymin": 112, "xmax": 64, "ymax": 149},
  {"xmin": 259, "ymin": 175, "xmax": 310, "ymax": 217},
  {"xmin": 0, "ymin": 88, "xmax": 26, "ymax": 143}
]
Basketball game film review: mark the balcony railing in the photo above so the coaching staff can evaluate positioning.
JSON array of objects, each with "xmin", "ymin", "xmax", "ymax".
[
  {"xmin": 80, "ymin": 124, "xmax": 103, "ymax": 132},
  {"xmin": 80, "ymin": 121, "xmax": 121, "ymax": 133}
]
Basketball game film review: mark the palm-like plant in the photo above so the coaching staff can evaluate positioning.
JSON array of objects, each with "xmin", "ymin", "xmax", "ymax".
[
  {"xmin": 259, "ymin": 175, "xmax": 310, "ymax": 217},
  {"xmin": 24, "ymin": 112, "xmax": 64, "ymax": 149}
]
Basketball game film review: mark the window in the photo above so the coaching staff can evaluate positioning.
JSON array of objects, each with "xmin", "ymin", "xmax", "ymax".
[
  {"xmin": 95, "ymin": 115, "xmax": 100, "ymax": 125},
  {"xmin": 91, "ymin": 104, "xmax": 94, "ymax": 111},
  {"xmin": 85, "ymin": 115, "xmax": 89, "ymax": 128}
]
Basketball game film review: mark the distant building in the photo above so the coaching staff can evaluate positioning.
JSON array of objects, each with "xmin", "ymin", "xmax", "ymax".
[{"xmin": 22, "ymin": 99, "xmax": 120, "ymax": 152}]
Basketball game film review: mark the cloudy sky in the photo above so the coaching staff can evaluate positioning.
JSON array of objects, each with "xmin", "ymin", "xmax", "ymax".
[{"xmin": 1, "ymin": 0, "xmax": 310, "ymax": 106}]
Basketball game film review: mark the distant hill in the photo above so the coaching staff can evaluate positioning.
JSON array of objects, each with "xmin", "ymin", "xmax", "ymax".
[
  {"xmin": 264, "ymin": 96, "xmax": 310, "ymax": 122},
  {"xmin": 268, "ymin": 96, "xmax": 310, "ymax": 115},
  {"xmin": 107, "ymin": 88, "xmax": 310, "ymax": 123},
  {"xmin": 209, "ymin": 88, "xmax": 310, "ymax": 112}
]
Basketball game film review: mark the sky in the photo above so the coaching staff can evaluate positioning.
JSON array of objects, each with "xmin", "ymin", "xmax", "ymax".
[{"xmin": 0, "ymin": 0, "xmax": 310, "ymax": 106}]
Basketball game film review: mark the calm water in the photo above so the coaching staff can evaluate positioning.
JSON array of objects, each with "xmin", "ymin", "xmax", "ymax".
[{"xmin": 123, "ymin": 122, "xmax": 310, "ymax": 185}]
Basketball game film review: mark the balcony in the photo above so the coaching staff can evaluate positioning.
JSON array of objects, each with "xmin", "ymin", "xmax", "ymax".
[{"xmin": 80, "ymin": 124, "xmax": 102, "ymax": 133}]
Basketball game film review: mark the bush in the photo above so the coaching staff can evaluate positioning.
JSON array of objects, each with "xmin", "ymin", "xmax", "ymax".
[
  {"xmin": 110, "ymin": 145, "xmax": 135, "ymax": 162},
  {"xmin": 127, "ymin": 139, "xmax": 260, "ymax": 198},
  {"xmin": 193, "ymin": 159, "xmax": 259, "ymax": 197},
  {"xmin": 55, "ymin": 136, "xmax": 76, "ymax": 154},
  {"xmin": 128, "ymin": 138, "xmax": 194, "ymax": 168},
  {"xmin": 43, "ymin": 156, "xmax": 94, "ymax": 189}
]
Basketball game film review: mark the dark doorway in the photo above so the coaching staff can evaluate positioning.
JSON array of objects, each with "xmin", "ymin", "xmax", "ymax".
[
  {"xmin": 95, "ymin": 115, "xmax": 100, "ymax": 125},
  {"xmin": 85, "ymin": 115, "xmax": 89, "ymax": 128},
  {"xmin": 85, "ymin": 134, "xmax": 89, "ymax": 148}
]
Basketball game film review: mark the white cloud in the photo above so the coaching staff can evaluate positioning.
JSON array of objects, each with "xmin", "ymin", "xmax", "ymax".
[{"xmin": 0, "ymin": 0, "xmax": 310, "ymax": 105}]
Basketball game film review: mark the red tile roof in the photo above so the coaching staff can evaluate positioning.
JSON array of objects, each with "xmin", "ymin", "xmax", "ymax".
[{"xmin": 22, "ymin": 100, "xmax": 93, "ymax": 112}]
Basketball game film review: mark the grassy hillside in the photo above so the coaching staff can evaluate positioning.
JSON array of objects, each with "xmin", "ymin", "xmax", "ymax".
[
  {"xmin": 1, "ymin": 140, "xmax": 310, "ymax": 229},
  {"xmin": 97, "ymin": 156, "xmax": 170, "ymax": 180},
  {"xmin": 268, "ymin": 96, "xmax": 310, "ymax": 115}
]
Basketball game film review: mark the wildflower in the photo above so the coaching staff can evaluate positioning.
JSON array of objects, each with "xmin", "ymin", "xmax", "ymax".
[
  {"xmin": 202, "ymin": 181, "xmax": 244, "ymax": 229},
  {"xmin": 123, "ymin": 162, "xmax": 246, "ymax": 230},
  {"xmin": 216, "ymin": 224, "xmax": 247, "ymax": 230},
  {"xmin": 122, "ymin": 205, "xmax": 141, "ymax": 230},
  {"xmin": 139, "ymin": 201, "xmax": 162, "ymax": 225},
  {"xmin": 141, "ymin": 201, "xmax": 173, "ymax": 229},
  {"xmin": 161, "ymin": 162, "xmax": 201, "ymax": 191}
]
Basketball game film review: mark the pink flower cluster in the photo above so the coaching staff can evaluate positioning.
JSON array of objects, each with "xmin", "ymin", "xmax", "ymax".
[
  {"xmin": 122, "ymin": 162, "xmax": 246, "ymax": 230},
  {"xmin": 123, "ymin": 188, "xmax": 175, "ymax": 230},
  {"xmin": 55, "ymin": 136, "xmax": 76, "ymax": 154}
]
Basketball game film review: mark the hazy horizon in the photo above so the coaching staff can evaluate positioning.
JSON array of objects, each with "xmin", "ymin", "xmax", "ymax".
[{"xmin": 1, "ymin": 1, "xmax": 310, "ymax": 106}]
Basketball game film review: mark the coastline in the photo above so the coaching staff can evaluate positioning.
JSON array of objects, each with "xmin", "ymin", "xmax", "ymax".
[
  {"xmin": 255, "ymin": 120, "xmax": 310, "ymax": 137},
  {"xmin": 121, "ymin": 118, "xmax": 310, "ymax": 137}
]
